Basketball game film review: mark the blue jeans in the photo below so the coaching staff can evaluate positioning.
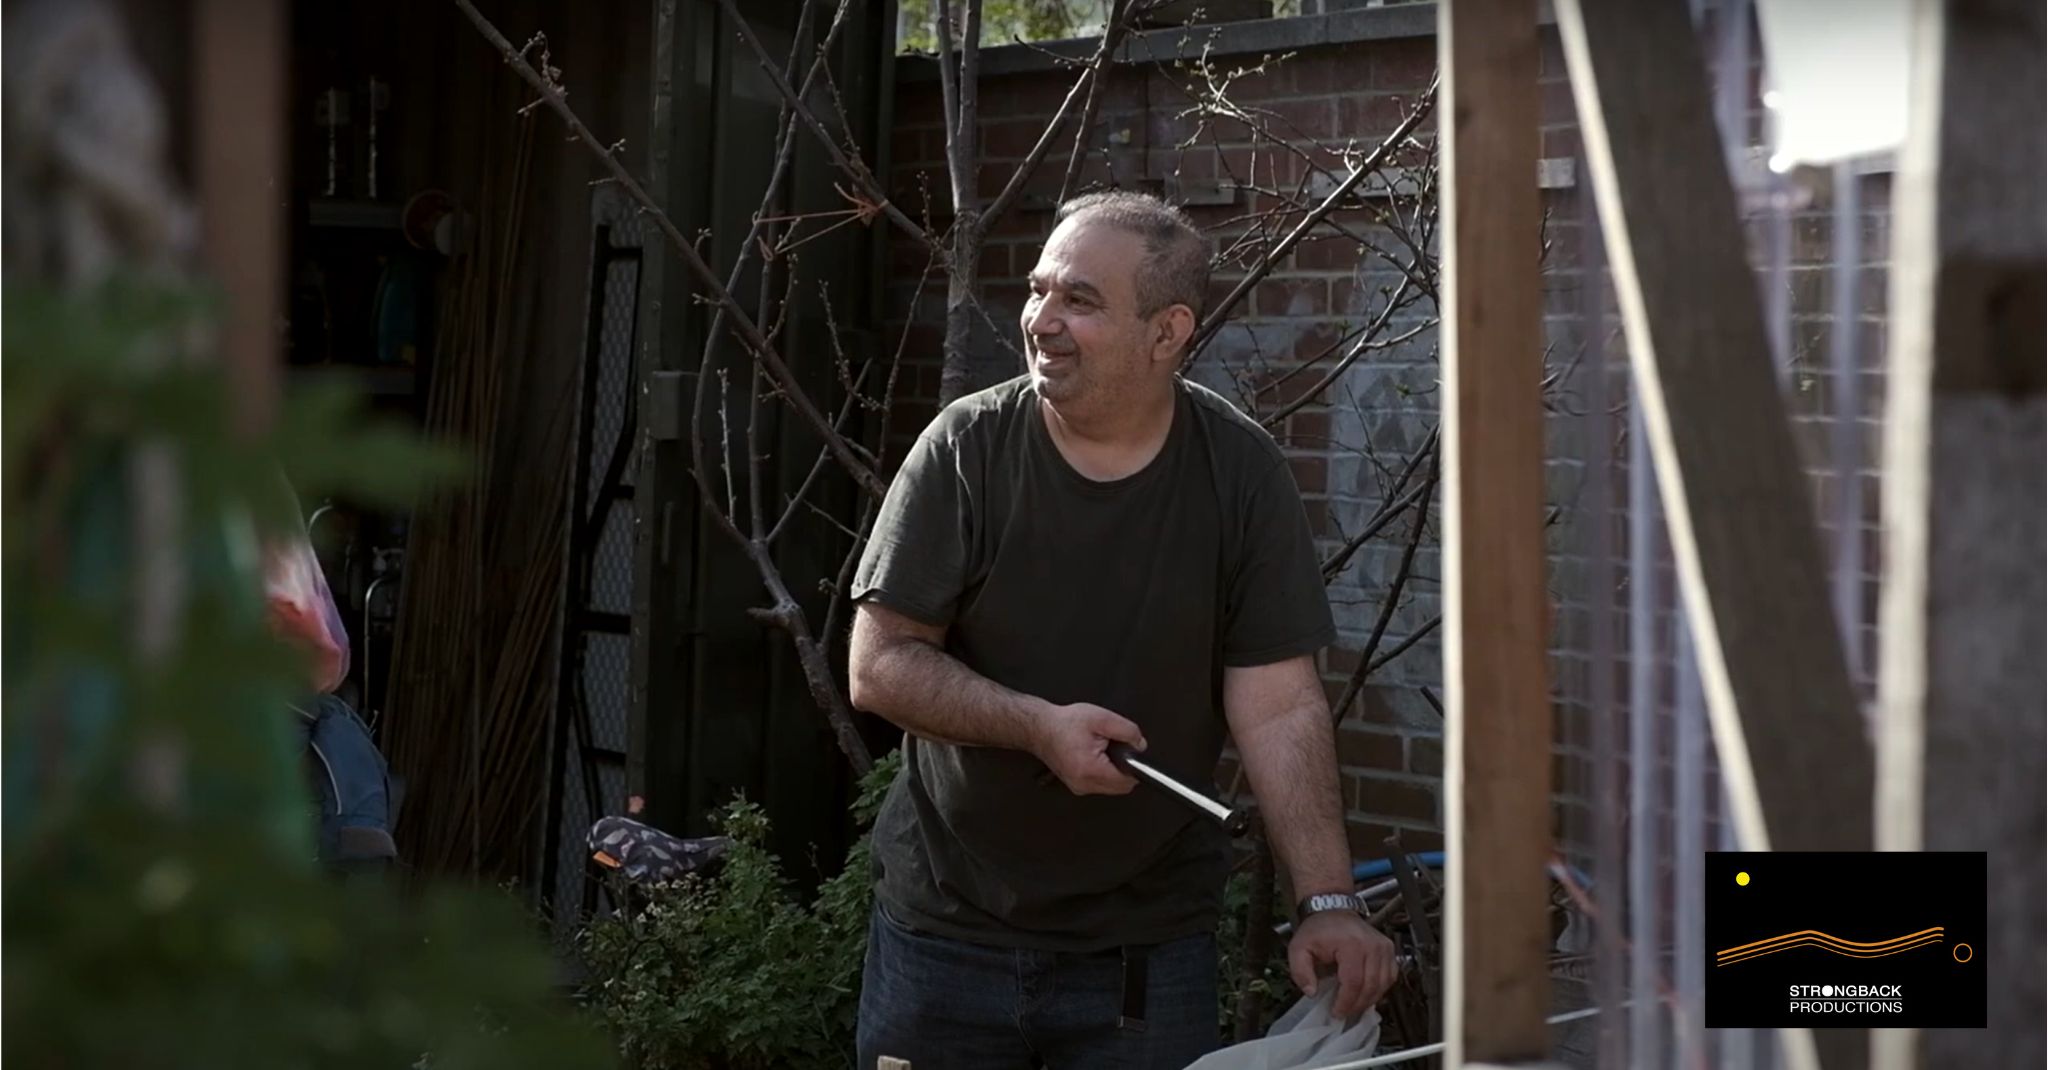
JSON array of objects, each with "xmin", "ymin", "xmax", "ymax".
[{"xmin": 857, "ymin": 902, "xmax": 1222, "ymax": 1069}]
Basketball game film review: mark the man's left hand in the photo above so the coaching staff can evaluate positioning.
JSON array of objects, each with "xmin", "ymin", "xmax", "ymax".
[{"xmin": 1287, "ymin": 911, "xmax": 1400, "ymax": 1020}]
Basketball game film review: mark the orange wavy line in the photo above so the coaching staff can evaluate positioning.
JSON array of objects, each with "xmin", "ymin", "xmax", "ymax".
[
  {"xmin": 1716, "ymin": 934, "xmax": 1946, "ymax": 967},
  {"xmin": 1716, "ymin": 926, "xmax": 1944, "ymax": 956}
]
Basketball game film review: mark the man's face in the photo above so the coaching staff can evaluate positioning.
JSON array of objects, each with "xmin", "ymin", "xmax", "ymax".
[{"xmin": 1021, "ymin": 218, "xmax": 1157, "ymax": 407}]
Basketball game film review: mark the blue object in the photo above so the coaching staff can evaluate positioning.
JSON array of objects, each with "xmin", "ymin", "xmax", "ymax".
[
  {"xmin": 300, "ymin": 693, "xmax": 400, "ymax": 866},
  {"xmin": 1352, "ymin": 851, "xmax": 1595, "ymax": 891}
]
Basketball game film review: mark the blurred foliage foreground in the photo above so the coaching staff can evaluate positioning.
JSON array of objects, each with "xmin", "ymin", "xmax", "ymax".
[
  {"xmin": 2, "ymin": 276, "xmax": 610, "ymax": 1068},
  {"xmin": 0, "ymin": 278, "xmax": 1299, "ymax": 1070}
]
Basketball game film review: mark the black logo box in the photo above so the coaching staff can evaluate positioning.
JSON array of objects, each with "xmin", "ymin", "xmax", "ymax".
[{"xmin": 1704, "ymin": 851, "xmax": 1986, "ymax": 1029}]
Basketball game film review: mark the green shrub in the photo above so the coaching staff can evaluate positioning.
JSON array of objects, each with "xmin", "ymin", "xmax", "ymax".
[{"xmin": 580, "ymin": 750, "xmax": 899, "ymax": 1070}]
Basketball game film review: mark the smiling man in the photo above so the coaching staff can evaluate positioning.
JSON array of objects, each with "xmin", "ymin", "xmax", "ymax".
[{"xmin": 848, "ymin": 191, "xmax": 1397, "ymax": 1068}]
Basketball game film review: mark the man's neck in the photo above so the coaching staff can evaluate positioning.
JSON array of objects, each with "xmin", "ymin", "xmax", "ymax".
[
  {"xmin": 1039, "ymin": 378, "xmax": 1178, "ymax": 482},
  {"xmin": 1042, "ymin": 378, "xmax": 1176, "ymax": 447}
]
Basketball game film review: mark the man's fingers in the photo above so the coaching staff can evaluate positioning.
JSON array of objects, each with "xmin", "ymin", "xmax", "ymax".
[
  {"xmin": 1090, "ymin": 711, "xmax": 1146, "ymax": 750},
  {"xmin": 1288, "ymin": 941, "xmax": 1318, "ymax": 996},
  {"xmin": 1335, "ymin": 943, "xmax": 1368, "ymax": 1019}
]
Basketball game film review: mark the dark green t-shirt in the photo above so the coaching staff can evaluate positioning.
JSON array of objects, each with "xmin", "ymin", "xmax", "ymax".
[{"xmin": 851, "ymin": 374, "xmax": 1335, "ymax": 951}]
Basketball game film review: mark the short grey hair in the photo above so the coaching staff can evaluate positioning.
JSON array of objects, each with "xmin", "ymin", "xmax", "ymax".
[{"xmin": 1054, "ymin": 191, "xmax": 1210, "ymax": 321}]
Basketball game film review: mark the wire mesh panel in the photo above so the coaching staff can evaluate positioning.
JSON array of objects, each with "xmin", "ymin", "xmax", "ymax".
[
  {"xmin": 583, "ymin": 633, "xmax": 630, "ymax": 755},
  {"xmin": 540, "ymin": 185, "xmax": 644, "ymax": 941},
  {"xmin": 591, "ymin": 502, "xmax": 634, "ymax": 618}
]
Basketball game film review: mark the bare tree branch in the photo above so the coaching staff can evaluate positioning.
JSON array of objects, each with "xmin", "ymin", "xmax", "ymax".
[
  {"xmin": 452, "ymin": 0, "xmax": 886, "ymax": 500},
  {"xmin": 1259, "ymin": 276, "xmax": 1419, "ymax": 429},
  {"xmin": 717, "ymin": 0, "xmax": 936, "ymax": 253},
  {"xmin": 1190, "ymin": 78, "xmax": 1439, "ymax": 360},
  {"xmin": 1321, "ymin": 428, "xmax": 1439, "ymax": 581},
  {"xmin": 1333, "ymin": 457, "xmax": 1438, "ymax": 725},
  {"xmin": 935, "ymin": 0, "xmax": 970, "ymax": 212}
]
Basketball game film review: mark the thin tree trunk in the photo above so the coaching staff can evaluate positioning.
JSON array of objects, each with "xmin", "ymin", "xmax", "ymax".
[{"xmin": 939, "ymin": 219, "xmax": 984, "ymax": 404}]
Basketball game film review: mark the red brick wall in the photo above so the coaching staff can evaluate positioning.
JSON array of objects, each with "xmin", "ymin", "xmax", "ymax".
[{"xmin": 881, "ymin": 13, "xmax": 1889, "ymax": 867}]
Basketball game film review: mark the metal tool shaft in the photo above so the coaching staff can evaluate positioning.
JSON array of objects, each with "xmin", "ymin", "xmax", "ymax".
[{"xmin": 1107, "ymin": 743, "xmax": 1250, "ymax": 835}]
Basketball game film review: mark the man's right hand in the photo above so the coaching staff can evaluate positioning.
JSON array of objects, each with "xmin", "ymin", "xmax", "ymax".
[{"xmin": 1033, "ymin": 702, "xmax": 1147, "ymax": 796}]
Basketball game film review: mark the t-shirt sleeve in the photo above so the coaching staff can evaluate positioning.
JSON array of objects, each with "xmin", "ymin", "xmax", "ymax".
[
  {"xmin": 851, "ymin": 423, "xmax": 974, "ymax": 627},
  {"xmin": 1221, "ymin": 455, "xmax": 1337, "ymax": 666}
]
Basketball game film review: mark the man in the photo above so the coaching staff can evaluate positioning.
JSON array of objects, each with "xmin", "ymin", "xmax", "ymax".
[{"xmin": 849, "ymin": 191, "xmax": 1398, "ymax": 1068}]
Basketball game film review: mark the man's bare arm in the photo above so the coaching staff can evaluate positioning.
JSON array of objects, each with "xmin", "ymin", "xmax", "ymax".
[
  {"xmin": 1223, "ymin": 654, "xmax": 1354, "ymax": 899},
  {"xmin": 848, "ymin": 601, "xmax": 1146, "ymax": 793},
  {"xmin": 847, "ymin": 601, "xmax": 1041, "ymax": 749}
]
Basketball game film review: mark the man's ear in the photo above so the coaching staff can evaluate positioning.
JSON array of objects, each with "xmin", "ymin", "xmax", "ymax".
[{"xmin": 1151, "ymin": 304, "xmax": 1196, "ymax": 365}]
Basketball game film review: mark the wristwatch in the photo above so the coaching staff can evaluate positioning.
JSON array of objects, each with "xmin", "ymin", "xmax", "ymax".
[{"xmin": 1296, "ymin": 891, "xmax": 1366, "ymax": 923}]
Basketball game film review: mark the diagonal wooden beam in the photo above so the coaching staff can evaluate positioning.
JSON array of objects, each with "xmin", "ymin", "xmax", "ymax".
[
  {"xmin": 1437, "ymin": 0, "xmax": 1552, "ymax": 1065},
  {"xmin": 1555, "ymin": 4, "xmax": 1874, "ymax": 1063},
  {"xmin": 1553, "ymin": 0, "xmax": 1873, "ymax": 849}
]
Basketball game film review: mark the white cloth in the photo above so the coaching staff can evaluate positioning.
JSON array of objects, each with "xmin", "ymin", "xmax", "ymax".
[{"xmin": 1184, "ymin": 987, "xmax": 1382, "ymax": 1070}]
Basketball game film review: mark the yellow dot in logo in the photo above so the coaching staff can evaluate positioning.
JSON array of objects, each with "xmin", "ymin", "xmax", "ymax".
[{"xmin": 1736, "ymin": 871, "xmax": 1750, "ymax": 886}]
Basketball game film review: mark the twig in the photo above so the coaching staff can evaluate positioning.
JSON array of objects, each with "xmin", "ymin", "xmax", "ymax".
[
  {"xmin": 1259, "ymin": 276, "xmax": 1419, "ymax": 430},
  {"xmin": 1191, "ymin": 78, "xmax": 1439, "ymax": 360},
  {"xmin": 451, "ymin": 0, "xmax": 885, "ymax": 500},
  {"xmin": 1332, "ymin": 459, "xmax": 1438, "ymax": 725},
  {"xmin": 1057, "ymin": 0, "xmax": 1136, "ymax": 205},
  {"xmin": 1321, "ymin": 430, "xmax": 1439, "ymax": 581},
  {"xmin": 716, "ymin": 0, "xmax": 934, "ymax": 252}
]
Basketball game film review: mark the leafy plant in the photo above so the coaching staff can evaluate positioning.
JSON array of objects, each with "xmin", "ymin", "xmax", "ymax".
[
  {"xmin": 1214, "ymin": 867, "xmax": 1299, "ymax": 1038},
  {"xmin": 580, "ymin": 749, "xmax": 901, "ymax": 1070},
  {"xmin": 3, "ymin": 276, "xmax": 609, "ymax": 1068}
]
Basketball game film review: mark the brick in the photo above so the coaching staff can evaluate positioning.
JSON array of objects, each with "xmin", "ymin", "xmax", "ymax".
[
  {"xmin": 1371, "ymin": 38, "xmax": 1436, "ymax": 91},
  {"xmin": 1254, "ymin": 277, "xmax": 1329, "ymax": 318},
  {"xmin": 1289, "ymin": 409, "xmax": 1331, "ymax": 445},
  {"xmin": 1408, "ymin": 735, "xmax": 1442, "ymax": 776},
  {"xmin": 897, "ymin": 88, "xmax": 945, "ymax": 126},
  {"xmin": 977, "ymin": 73, "xmax": 1073, "ymax": 121},
  {"xmin": 1285, "ymin": 55, "xmax": 1341, "ymax": 97},
  {"xmin": 890, "ymin": 126, "xmax": 933, "ymax": 167},
  {"xmin": 1288, "ymin": 455, "xmax": 1329, "ymax": 494},
  {"xmin": 981, "ymin": 118, "xmax": 1044, "ymax": 160},
  {"xmin": 1336, "ymin": 725, "xmax": 1404, "ymax": 771},
  {"xmin": 1262, "ymin": 97, "xmax": 1337, "ymax": 141},
  {"xmin": 1149, "ymin": 145, "xmax": 1211, "ymax": 181},
  {"xmin": 1294, "ymin": 235, "xmax": 1363, "ymax": 272},
  {"xmin": 1346, "ymin": 820, "xmax": 1443, "ymax": 862},
  {"xmin": 1357, "ymin": 775, "xmax": 1439, "ymax": 824},
  {"xmin": 986, "ymin": 205, "xmax": 1054, "ymax": 239},
  {"xmin": 1337, "ymin": 94, "xmax": 1411, "ymax": 141},
  {"xmin": 978, "ymin": 242, "xmax": 1010, "ymax": 279}
]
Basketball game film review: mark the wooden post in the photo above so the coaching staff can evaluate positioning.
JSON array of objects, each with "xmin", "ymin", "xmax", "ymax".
[
  {"xmin": 1437, "ymin": 0, "xmax": 1551, "ymax": 1065},
  {"xmin": 1874, "ymin": 0, "xmax": 2045, "ymax": 1067},
  {"xmin": 194, "ymin": 0, "xmax": 285, "ymax": 437}
]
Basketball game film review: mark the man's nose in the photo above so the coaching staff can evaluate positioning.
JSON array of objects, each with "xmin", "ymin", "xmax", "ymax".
[{"xmin": 1025, "ymin": 299, "xmax": 1062, "ymax": 338}]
